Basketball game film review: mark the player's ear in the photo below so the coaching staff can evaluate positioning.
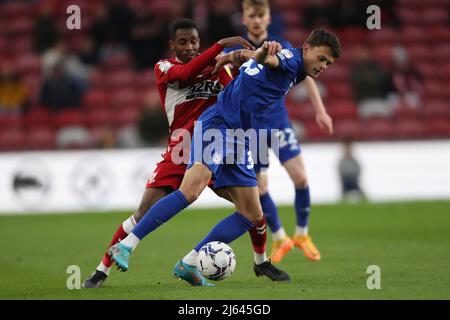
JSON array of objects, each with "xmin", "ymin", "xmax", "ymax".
[
  {"xmin": 303, "ymin": 43, "xmax": 310, "ymax": 54},
  {"xmin": 169, "ymin": 40, "xmax": 175, "ymax": 51}
]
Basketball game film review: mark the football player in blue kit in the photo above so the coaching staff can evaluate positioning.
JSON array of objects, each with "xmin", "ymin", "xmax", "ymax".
[
  {"xmin": 109, "ymin": 28, "xmax": 341, "ymax": 286},
  {"xmin": 224, "ymin": 0, "xmax": 334, "ymax": 263}
]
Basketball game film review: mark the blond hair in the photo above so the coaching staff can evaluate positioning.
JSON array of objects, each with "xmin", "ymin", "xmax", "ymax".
[{"xmin": 242, "ymin": 0, "xmax": 270, "ymax": 12}]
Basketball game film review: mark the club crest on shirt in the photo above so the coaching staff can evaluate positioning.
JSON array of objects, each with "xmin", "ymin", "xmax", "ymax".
[{"xmin": 277, "ymin": 49, "xmax": 294, "ymax": 60}]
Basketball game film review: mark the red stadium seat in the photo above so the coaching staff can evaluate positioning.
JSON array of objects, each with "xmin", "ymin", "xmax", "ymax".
[
  {"xmin": 424, "ymin": 100, "xmax": 450, "ymax": 118},
  {"xmin": 393, "ymin": 105, "xmax": 424, "ymax": 121},
  {"xmin": 407, "ymin": 45, "xmax": 430, "ymax": 63},
  {"xmin": 420, "ymin": 9, "xmax": 448, "ymax": 26},
  {"xmin": 133, "ymin": 70, "xmax": 155, "ymax": 90},
  {"xmin": 327, "ymin": 100, "xmax": 358, "ymax": 121},
  {"xmin": 10, "ymin": 37, "xmax": 34, "ymax": 56},
  {"xmin": 3, "ymin": 18, "xmax": 33, "ymax": 36},
  {"xmin": 106, "ymin": 71, "xmax": 136, "ymax": 89},
  {"xmin": 84, "ymin": 109, "xmax": 115, "ymax": 127},
  {"xmin": 89, "ymin": 70, "xmax": 108, "ymax": 89},
  {"xmin": 339, "ymin": 27, "xmax": 368, "ymax": 45},
  {"xmin": 102, "ymin": 53, "xmax": 132, "ymax": 72},
  {"xmin": 397, "ymin": 8, "xmax": 420, "ymax": 25},
  {"xmin": 23, "ymin": 108, "xmax": 52, "ymax": 129},
  {"xmin": 425, "ymin": 119, "xmax": 450, "ymax": 138},
  {"xmin": 111, "ymin": 89, "xmax": 138, "ymax": 108},
  {"xmin": 394, "ymin": 119, "xmax": 425, "ymax": 139},
  {"xmin": 368, "ymin": 27, "xmax": 399, "ymax": 46},
  {"xmin": 82, "ymin": 89, "xmax": 111, "ymax": 110},
  {"xmin": 286, "ymin": 101, "xmax": 315, "ymax": 122},
  {"xmin": 428, "ymin": 26, "xmax": 450, "ymax": 43},
  {"xmin": 0, "ymin": 128, "xmax": 26, "ymax": 151},
  {"xmin": 53, "ymin": 109, "xmax": 86, "ymax": 128},
  {"xmin": 319, "ymin": 63, "xmax": 349, "ymax": 83},
  {"xmin": 401, "ymin": 27, "xmax": 427, "ymax": 45},
  {"xmin": 363, "ymin": 119, "xmax": 395, "ymax": 140},
  {"xmin": 304, "ymin": 121, "xmax": 332, "ymax": 141},
  {"xmin": 113, "ymin": 107, "xmax": 140, "ymax": 128},
  {"xmin": 326, "ymin": 83, "xmax": 353, "ymax": 100},
  {"xmin": 334, "ymin": 120, "xmax": 363, "ymax": 141},
  {"xmin": 0, "ymin": 2, "xmax": 33, "ymax": 19},
  {"xmin": 15, "ymin": 53, "xmax": 41, "ymax": 75},
  {"xmin": 0, "ymin": 114, "xmax": 23, "ymax": 130}
]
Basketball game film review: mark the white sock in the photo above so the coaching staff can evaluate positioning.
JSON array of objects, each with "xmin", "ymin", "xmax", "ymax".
[
  {"xmin": 272, "ymin": 227, "xmax": 287, "ymax": 241},
  {"xmin": 120, "ymin": 232, "xmax": 141, "ymax": 250},
  {"xmin": 122, "ymin": 216, "xmax": 137, "ymax": 234},
  {"xmin": 182, "ymin": 250, "xmax": 198, "ymax": 266},
  {"xmin": 96, "ymin": 262, "xmax": 111, "ymax": 276},
  {"xmin": 295, "ymin": 226, "xmax": 308, "ymax": 236},
  {"xmin": 254, "ymin": 252, "xmax": 267, "ymax": 265}
]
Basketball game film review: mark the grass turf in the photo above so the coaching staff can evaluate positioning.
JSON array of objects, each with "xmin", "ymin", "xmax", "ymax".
[{"xmin": 0, "ymin": 200, "xmax": 449, "ymax": 300}]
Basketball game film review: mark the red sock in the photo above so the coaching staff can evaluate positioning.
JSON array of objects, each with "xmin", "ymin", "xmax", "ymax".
[
  {"xmin": 101, "ymin": 224, "xmax": 129, "ymax": 267},
  {"xmin": 248, "ymin": 216, "xmax": 267, "ymax": 254}
]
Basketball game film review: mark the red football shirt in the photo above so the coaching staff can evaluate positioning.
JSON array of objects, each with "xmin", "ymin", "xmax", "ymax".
[{"xmin": 154, "ymin": 43, "xmax": 233, "ymax": 164}]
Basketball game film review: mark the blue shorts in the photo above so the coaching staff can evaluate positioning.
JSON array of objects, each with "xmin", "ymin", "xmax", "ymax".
[
  {"xmin": 188, "ymin": 104, "xmax": 257, "ymax": 188},
  {"xmin": 253, "ymin": 118, "xmax": 301, "ymax": 173}
]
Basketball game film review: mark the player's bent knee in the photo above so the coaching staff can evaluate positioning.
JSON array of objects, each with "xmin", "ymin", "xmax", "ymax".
[
  {"xmin": 179, "ymin": 185, "xmax": 204, "ymax": 204},
  {"xmin": 238, "ymin": 209, "xmax": 263, "ymax": 225},
  {"xmin": 291, "ymin": 172, "xmax": 308, "ymax": 189}
]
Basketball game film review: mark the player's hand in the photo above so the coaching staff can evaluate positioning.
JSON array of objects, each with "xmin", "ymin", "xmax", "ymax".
[
  {"xmin": 261, "ymin": 41, "xmax": 282, "ymax": 56},
  {"xmin": 213, "ymin": 54, "xmax": 231, "ymax": 75},
  {"xmin": 255, "ymin": 41, "xmax": 282, "ymax": 64},
  {"xmin": 213, "ymin": 50, "xmax": 246, "ymax": 74},
  {"xmin": 217, "ymin": 36, "xmax": 255, "ymax": 50},
  {"xmin": 315, "ymin": 112, "xmax": 333, "ymax": 135}
]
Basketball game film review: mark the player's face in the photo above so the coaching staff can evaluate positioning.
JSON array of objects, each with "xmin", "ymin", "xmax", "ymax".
[
  {"xmin": 242, "ymin": 7, "xmax": 271, "ymax": 38},
  {"xmin": 302, "ymin": 45, "xmax": 335, "ymax": 78},
  {"xmin": 170, "ymin": 28, "xmax": 200, "ymax": 64}
]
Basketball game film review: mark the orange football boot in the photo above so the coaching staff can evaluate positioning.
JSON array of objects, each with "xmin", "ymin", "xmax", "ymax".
[
  {"xmin": 270, "ymin": 236, "xmax": 294, "ymax": 263},
  {"xmin": 292, "ymin": 235, "xmax": 321, "ymax": 261}
]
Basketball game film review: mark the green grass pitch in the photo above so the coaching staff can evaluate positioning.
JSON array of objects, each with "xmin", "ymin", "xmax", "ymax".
[{"xmin": 1, "ymin": 200, "xmax": 449, "ymax": 300}]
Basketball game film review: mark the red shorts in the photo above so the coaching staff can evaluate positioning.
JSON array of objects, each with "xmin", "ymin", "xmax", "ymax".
[
  {"xmin": 146, "ymin": 159, "xmax": 187, "ymax": 190},
  {"xmin": 146, "ymin": 159, "xmax": 214, "ymax": 190}
]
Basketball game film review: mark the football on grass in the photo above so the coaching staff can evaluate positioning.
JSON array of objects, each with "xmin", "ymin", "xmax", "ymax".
[{"xmin": 196, "ymin": 241, "xmax": 236, "ymax": 281}]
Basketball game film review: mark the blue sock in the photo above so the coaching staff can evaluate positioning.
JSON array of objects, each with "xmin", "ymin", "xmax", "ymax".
[
  {"xmin": 132, "ymin": 190, "xmax": 189, "ymax": 240},
  {"xmin": 260, "ymin": 193, "xmax": 282, "ymax": 233},
  {"xmin": 295, "ymin": 187, "xmax": 311, "ymax": 227},
  {"xmin": 194, "ymin": 212, "xmax": 254, "ymax": 251}
]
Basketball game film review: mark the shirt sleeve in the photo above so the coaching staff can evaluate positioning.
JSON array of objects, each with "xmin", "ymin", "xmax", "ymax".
[{"xmin": 276, "ymin": 48, "xmax": 300, "ymax": 80}]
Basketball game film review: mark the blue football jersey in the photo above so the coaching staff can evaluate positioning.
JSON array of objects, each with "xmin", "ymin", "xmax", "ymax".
[{"xmin": 216, "ymin": 47, "xmax": 306, "ymax": 130}]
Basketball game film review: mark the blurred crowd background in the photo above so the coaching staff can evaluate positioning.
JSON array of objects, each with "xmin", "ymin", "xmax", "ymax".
[{"xmin": 0, "ymin": 0, "xmax": 449, "ymax": 151}]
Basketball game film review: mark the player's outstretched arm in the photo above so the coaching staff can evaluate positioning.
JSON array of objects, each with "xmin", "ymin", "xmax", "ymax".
[
  {"xmin": 304, "ymin": 76, "xmax": 333, "ymax": 135},
  {"xmin": 158, "ymin": 37, "xmax": 253, "ymax": 84}
]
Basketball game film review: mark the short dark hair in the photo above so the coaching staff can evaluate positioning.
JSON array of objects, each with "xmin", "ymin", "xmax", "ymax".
[
  {"xmin": 304, "ymin": 29, "xmax": 341, "ymax": 59},
  {"xmin": 169, "ymin": 18, "xmax": 198, "ymax": 39}
]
